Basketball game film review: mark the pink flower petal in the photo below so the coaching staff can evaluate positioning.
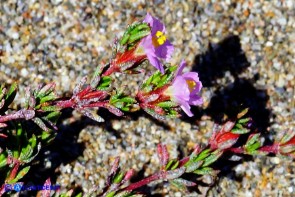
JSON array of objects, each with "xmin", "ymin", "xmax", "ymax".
[
  {"xmin": 147, "ymin": 53, "xmax": 164, "ymax": 73},
  {"xmin": 171, "ymin": 76, "xmax": 190, "ymax": 101},
  {"xmin": 188, "ymin": 95, "xmax": 203, "ymax": 106},
  {"xmin": 155, "ymin": 39, "xmax": 174, "ymax": 61},
  {"xmin": 179, "ymin": 101, "xmax": 193, "ymax": 117}
]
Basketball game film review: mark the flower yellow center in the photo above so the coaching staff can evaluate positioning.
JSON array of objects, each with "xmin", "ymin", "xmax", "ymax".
[
  {"xmin": 186, "ymin": 80, "xmax": 196, "ymax": 92},
  {"xmin": 152, "ymin": 31, "xmax": 166, "ymax": 47}
]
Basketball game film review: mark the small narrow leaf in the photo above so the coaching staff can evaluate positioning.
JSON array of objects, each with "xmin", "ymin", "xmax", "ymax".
[
  {"xmin": 106, "ymin": 191, "xmax": 116, "ymax": 197},
  {"xmin": 10, "ymin": 166, "xmax": 30, "ymax": 183},
  {"xmin": 0, "ymin": 153, "xmax": 7, "ymax": 168},
  {"xmin": 238, "ymin": 117, "xmax": 251, "ymax": 124},
  {"xmin": 128, "ymin": 30, "xmax": 150, "ymax": 43},
  {"xmin": 246, "ymin": 134, "xmax": 260, "ymax": 147},
  {"xmin": 280, "ymin": 144, "xmax": 295, "ymax": 154},
  {"xmin": 32, "ymin": 117, "xmax": 50, "ymax": 132},
  {"xmin": 194, "ymin": 167, "xmax": 214, "ymax": 175},
  {"xmin": 113, "ymin": 172, "xmax": 124, "ymax": 184},
  {"xmin": 165, "ymin": 167, "xmax": 185, "ymax": 180},
  {"xmin": 170, "ymin": 160, "xmax": 180, "ymax": 170},
  {"xmin": 231, "ymin": 127, "xmax": 250, "ymax": 134},
  {"xmin": 237, "ymin": 108, "xmax": 249, "ymax": 119},
  {"xmin": 19, "ymin": 145, "xmax": 33, "ymax": 161},
  {"xmin": 120, "ymin": 33, "xmax": 130, "ymax": 45},
  {"xmin": 165, "ymin": 160, "xmax": 175, "ymax": 170},
  {"xmin": 192, "ymin": 149, "xmax": 211, "ymax": 162},
  {"xmin": 185, "ymin": 160, "xmax": 203, "ymax": 173},
  {"xmin": 119, "ymin": 97, "xmax": 136, "ymax": 104},
  {"xmin": 40, "ymin": 93, "xmax": 58, "ymax": 104},
  {"xmin": 5, "ymin": 82, "xmax": 17, "ymax": 105},
  {"xmin": 203, "ymin": 150, "xmax": 223, "ymax": 167},
  {"xmin": 157, "ymin": 101, "xmax": 178, "ymax": 108},
  {"xmin": 37, "ymin": 83, "xmax": 56, "ymax": 98},
  {"xmin": 80, "ymin": 109, "xmax": 104, "ymax": 122},
  {"xmin": 280, "ymin": 130, "xmax": 295, "ymax": 144},
  {"xmin": 172, "ymin": 178, "xmax": 196, "ymax": 187}
]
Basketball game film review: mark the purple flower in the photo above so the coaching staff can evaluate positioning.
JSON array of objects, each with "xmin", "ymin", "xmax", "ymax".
[
  {"xmin": 137, "ymin": 13, "xmax": 174, "ymax": 73},
  {"xmin": 165, "ymin": 60, "xmax": 203, "ymax": 117}
]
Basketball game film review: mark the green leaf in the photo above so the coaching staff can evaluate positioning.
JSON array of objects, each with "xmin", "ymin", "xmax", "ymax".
[
  {"xmin": 280, "ymin": 144, "xmax": 295, "ymax": 154},
  {"xmin": 202, "ymin": 150, "xmax": 223, "ymax": 167},
  {"xmin": 36, "ymin": 83, "xmax": 56, "ymax": 98},
  {"xmin": 40, "ymin": 93, "xmax": 58, "ymax": 104},
  {"xmin": 113, "ymin": 172, "xmax": 124, "ymax": 183},
  {"xmin": 106, "ymin": 191, "xmax": 116, "ymax": 197},
  {"xmin": 113, "ymin": 102, "xmax": 124, "ymax": 109},
  {"xmin": 16, "ymin": 122, "xmax": 23, "ymax": 142},
  {"xmin": 245, "ymin": 134, "xmax": 260, "ymax": 147},
  {"xmin": 0, "ymin": 153, "xmax": 7, "ymax": 168},
  {"xmin": 29, "ymin": 134, "xmax": 37, "ymax": 150},
  {"xmin": 119, "ymin": 22, "xmax": 145, "ymax": 46},
  {"xmin": 237, "ymin": 108, "xmax": 249, "ymax": 119},
  {"xmin": 237, "ymin": 117, "xmax": 251, "ymax": 124},
  {"xmin": 120, "ymin": 33, "xmax": 130, "ymax": 45},
  {"xmin": 170, "ymin": 179, "xmax": 186, "ymax": 190},
  {"xmin": 172, "ymin": 178, "xmax": 196, "ymax": 187},
  {"xmin": 191, "ymin": 149, "xmax": 211, "ymax": 162},
  {"xmin": 120, "ymin": 97, "xmax": 136, "ymax": 104},
  {"xmin": 280, "ymin": 130, "xmax": 295, "ymax": 144},
  {"xmin": 9, "ymin": 166, "xmax": 30, "ymax": 183},
  {"xmin": 4, "ymin": 82, "xmax": 17, "ymax": 107},
  {"xmin": 40, "ymin": 131, "xmax": 57, "ymax": 146},
  {"xmin": 157, "ymin": 101, "xmax": 178, "ymax": 108},
  {"xmin": 166, "ymin": 110, "xmax": 180, "ymax": 118},
  {"xmin": 246, "ymin": 141, "xmax": 261, "ymax": 153},
  {"xmin": 33, "ymin": 117, "xmax": 50, "ymax": 132},
  {"xmin": 0, "ymin": 84, "xmax": 6, "ymax": 101},
  {"xmin": 129, "ymin": 23, "xmax": 150, "ymax": 34},
  {"xmin": 151, "ymin": 74, "xmax": 162, "ymax": 84},
  {"xmin": 121, "ymin": 107, "xmax": 130, "ymax": 111},
  {"xmin": 75, "ymin": 193, "xmax": 83, "ymax": 197},
  {"xmin": 165, "ymin": 159, "xmax": 174, "ymax": 170},
  {"xmin": 128, "ymin": 30, "xmax": 150, "ymax": 43},
  {"xmin": 165, "ymin": 167, "xmax": 185, "ymax": 180},
  {"xmin": 156, "ymin": 66, "xmax": 177, "ymax": 87},
  {"xmin": 46, "ymin": 111, "xmax": 62, "ymax": 122},
  {"xmin": 98, "ymin": 76, "xmax": 112, "ymax": 89},
  {"xmin": 194, "ymin": 167, "xmax": 214, "ymax": 175},
  {"xmin": 170, "ymin": 160, "xmax": 179, "ymax": 170},
  {"xmin": 231, "ymin": 127, "xmax": 250, "ymax": 134},
  {"xmin": 19, "ymin": 144, "xmax": 33, "ymax": 161},
  {"xmin": 184, "ymin": 160, "xmax": 203, "ymax": 173}
]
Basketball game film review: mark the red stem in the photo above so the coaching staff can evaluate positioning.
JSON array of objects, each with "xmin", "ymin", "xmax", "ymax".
[
  {"xmin": 55, "ymin": 100, "xmax": 74, "ymax": 108},
  {"xmin": 83, "ymin": 101, "xmax": 108, "ymax": 108},
  {"xmin": 123, "ymin": 171, "xmax": 165, "ymax": 191},
  {"xmin": 228, "ymin": 147, "xmax": 245, "ymax": 154},
  {"xmin": 7, "ymin": 162, "xmax": 20, "ymax": 181},
  {"xmin": 103, "ymin": 64, "xmax": 120, "ymax": 76},
  {"xmin": 179, "ymin": 157, "xmax": 189, "ymax": 167},
  {"xmin": 259, "ymin": 144, "xmax": 279, "ymax": 154}
]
